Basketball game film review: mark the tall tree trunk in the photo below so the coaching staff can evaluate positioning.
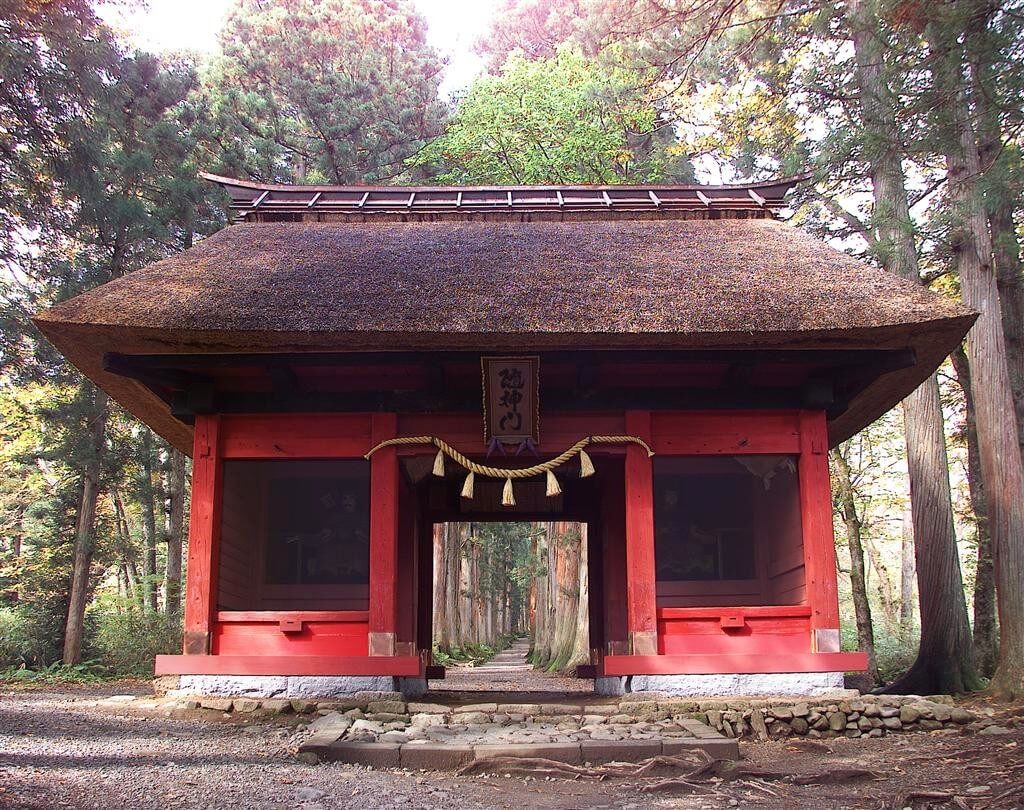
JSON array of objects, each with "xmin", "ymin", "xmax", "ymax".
[
  {"xmin": 930, "ymin": 9, "xmax": 1024, "ymax": 698},
  {"xmin": 850, "ymin": 1, "xmax": 981, "ymax": 693},
  {"xmin": 951, "ymin": 347, "xmax": 999, "ymax": 677},
  {"xmin": 432, "ymin": 523, "xmax": 448, "ymax": 652},
  {"xmin": 446, "ymin": 523, "xmax": 461, "ymax": 648},
  {"xmin": 165, "ymin": 448, "xmax": 186, "ymax": 618},
  {"xmin": 863, "ymin": 534, "xmax": 899, "ymax": 636},
  {"xmin": 967, "ymin": 12, "xmax": 1024, "ymax": 465},
  {"xmin": 568, "ymin": 523, "xmax": 591, "ymax": 671},
  {"xmin": 139, "ymin": 431, "xmax": 158, "ymax": 612},
  {"xmin": 112, "ymin": 489, "xmax": 140, "ymax": 611},
  {"xmin": 62, "ymin": 388, "xmax": 109, "ymax": 665},
  {"xmin": 899, "ymin": 505, "xmax": 915, "ymax": 634},
  {"xmin": 548, "ymin": 522, "xmax": 582, "ymax": 672},
  {"xmin": 831, "ymin": 448, "xmax": 880, "ymax": 683}
]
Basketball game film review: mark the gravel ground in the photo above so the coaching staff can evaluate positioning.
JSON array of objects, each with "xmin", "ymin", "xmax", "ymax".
[
  {"xmin": 0, "ymin": 684, "xmax": 669, "ymax": 810},
  {"xmin": 3, "ymin": 683, "xmax": 1024, "ymax": 809}
]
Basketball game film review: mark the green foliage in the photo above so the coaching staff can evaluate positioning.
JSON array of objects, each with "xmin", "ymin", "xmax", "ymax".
[
  {"xmin": 199, "ymin": 0, "xmax": 446, "ymax": 183},
  {"xmin": 841, "ymin": 622, "xmax": 919, "ymax": 685},
  {"xmin": 414, "ymin": 47, "xmax": 691, "ymax": 184},
  {"xmin": 0, "ymin": 659, "xmax": 108, "ymax": 685},
  {"xmin": 85, "ymin": 599, "xmax": 182, "ymax": 677}
]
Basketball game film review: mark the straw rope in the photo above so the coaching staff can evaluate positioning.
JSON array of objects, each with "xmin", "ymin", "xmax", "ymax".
[{"xmin": 363, "ymin": 434, "xmax": 653, "ymax": 478}]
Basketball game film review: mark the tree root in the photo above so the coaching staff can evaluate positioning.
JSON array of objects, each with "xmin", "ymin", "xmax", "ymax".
[
  {"xmin": 890, "ymin": 789, "xmax": 955, "ymax": 808},
  {"xmin": 458, "ymin": 751, "xmax": 714, "ymax": 780}
]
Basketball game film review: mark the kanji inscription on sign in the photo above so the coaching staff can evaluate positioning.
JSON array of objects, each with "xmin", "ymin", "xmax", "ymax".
[{"xmin": 482, "ymin": 356, "xmax": 540, "ymax": 444}]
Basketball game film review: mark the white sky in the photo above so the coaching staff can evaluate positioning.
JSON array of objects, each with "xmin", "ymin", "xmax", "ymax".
[{"xmin": 100, "ymin": 0, "xmax": 500, "ymax": 97}]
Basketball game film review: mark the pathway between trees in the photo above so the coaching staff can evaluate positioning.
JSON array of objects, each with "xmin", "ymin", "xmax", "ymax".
[{"xmin": 430, "ymin": 638, "xmax": 594, "ymax": 695}]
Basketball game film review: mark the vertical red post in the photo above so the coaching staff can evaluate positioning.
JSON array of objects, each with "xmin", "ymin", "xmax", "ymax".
[
  {"xmin": 798, "ymin": 410, "xmax": 841, "ymax": 652},
  {"xmin": 183, "ymin": 415, "xmax": 222, "ymax": 655},
  {"xmin": 368, "ymin": 413, "xmax": 399, "ymax": 656},
  {"xmin": 624, "ymin": 410, "xmax": 658, "ymax": 656}
]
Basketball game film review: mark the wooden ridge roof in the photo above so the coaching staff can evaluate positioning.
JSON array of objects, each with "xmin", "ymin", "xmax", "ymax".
[{"xmin": 202, "ymin": 172, "xmax": 803, "ymax": 222}]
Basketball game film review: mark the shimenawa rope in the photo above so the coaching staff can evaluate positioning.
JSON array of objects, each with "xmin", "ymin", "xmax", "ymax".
[{"xmin": 364, "ymin": 435, "xmax": 653, "ymax": 506}]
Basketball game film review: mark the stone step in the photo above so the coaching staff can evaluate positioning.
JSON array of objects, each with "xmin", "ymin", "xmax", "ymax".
[{"xmin": 300, "ymin": 735, "xmax": 739, "ymax": 770}]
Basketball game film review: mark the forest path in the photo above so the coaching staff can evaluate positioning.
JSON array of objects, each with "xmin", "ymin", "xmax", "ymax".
[
  {"xmin": 469, "ymin": 637, "xmax": 533, "ymax": 675},
  {"xmin": 429, "ymin": 637, "xmax": 595, "ymax": 694}
]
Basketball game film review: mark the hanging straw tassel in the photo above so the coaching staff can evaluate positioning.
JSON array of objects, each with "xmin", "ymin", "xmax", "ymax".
[
  {"xmin": 502, "ymin": 477, "xmax": 516, "ymax": 506},
  {"xmin": 461, "ymin": 471, "xmax": 475, "ymax": 499},
  {"xmin": 432, "ymin": 448, "xmax": 445, "ymax": 477},
  {"xmin": 579, "ymin": 449, "xmax": 596, "ymax": 478},
  {"xmin": 545, "ymin": 469, "xmax": 562, "ymax": 497}
]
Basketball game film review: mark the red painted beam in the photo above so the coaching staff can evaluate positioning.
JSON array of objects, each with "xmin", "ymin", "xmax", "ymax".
[
  {"xmin": 216, "ymin": 611, "xmax": 369, "ymax": 623},
  {"xmin": 650, "ymin": 411, "xmax": 801, "ymax": 455},
  {"xmin": 182, "ymin": 415, "xmax": 223, "ymax": 655},
  {"xmin": 657, "ymin": 606, "xmax": 812, "ymax": 620},
  {"xmin": 601, "ymin": 652, "xmax": 868, "ymax": 676},
  {"xmin": 219, "ymin": 413, "xmax": 372, "ymax": 458},
  {"xmin": 155, "ymin": 654, "xmax": 424, "ymax": 677}
]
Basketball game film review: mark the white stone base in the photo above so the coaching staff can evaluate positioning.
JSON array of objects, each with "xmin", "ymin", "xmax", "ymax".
[
  {"xmin": 594, "ymin": 676, "xmax": 627, "ymax": 696},
  {"xmin": 627, "ymin": 671, "xmax": 846, "ymax": 697},
  {"xmin": 175, "ymin": 675, "xmax": 400, "ymax": 698}
]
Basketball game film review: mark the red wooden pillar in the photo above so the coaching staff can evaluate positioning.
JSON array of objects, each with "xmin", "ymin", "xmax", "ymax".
[
  {"xmin": 624, "ymin": 410, "xmax": 658, "ymax": 656},
  {"xmin": 183, "ymin": 414, "xmax": 222, "ymax": 655},
  {"xmin": 368, "ymin": 413, "xmax": 399, "ymax": 656},
  {"xmin": 601, "ymin": 461, "xmax": 628, "ymax": 655},
  {"xmin": 798, "ymin": 410, "xmax": 841, "ymax": 653}
]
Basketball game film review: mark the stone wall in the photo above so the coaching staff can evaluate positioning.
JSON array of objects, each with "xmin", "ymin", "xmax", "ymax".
[{"xmin": 162, "ymin": 689, "xmax": 985, "ymax": 741}]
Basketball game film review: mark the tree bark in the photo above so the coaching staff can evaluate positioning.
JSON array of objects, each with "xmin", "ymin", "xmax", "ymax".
[
  {"xmin": 431, "ymin": 523, "xmax": 447, "ymax": 651},
  {"xmin": 930, "ymin": 8, "xmax": 1024, "ymax": 697},
  {"xmin": 568, "ymin": 523, "xmax": 591, "ymax": 671},
  {"xmin": 112, "ymin": 489, "xmax": 140, "ymax": 611},
  {"xmin": 951, "ymin": 346, "xmax": 999, "ymax": 677},
  {"xmin": 165, "ymin": 448, "xmax": 186, "ymax": 618},
  {"xmin": 139, "ymin": 431, "xmax": 158, "ymax": 612},
  {"xmin": 831, "ymin": 447, "xmax": 879, "ymax": 683},
  {"xmin": 862, "ymin": 533, "xmax": 899, "ymax": 636},
  {"xmin": 967, "ymin": 12, "xmax": 1024, "ymax": 465},
  {"xmin": 62, "ymin": 387, "xmax": 109, "ymax": 666},
  {"xmin": 899, "ymin": 504, "xmax": 915, "ymax": 634},
  {"xmin": 849, "ymin": 0, "xmax": 981, "ymax": 693}
]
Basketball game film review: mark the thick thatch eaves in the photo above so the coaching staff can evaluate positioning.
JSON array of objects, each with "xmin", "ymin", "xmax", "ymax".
[{"xmin": 35, "ymin": 217, "xmax": 974, "ymax": 452}]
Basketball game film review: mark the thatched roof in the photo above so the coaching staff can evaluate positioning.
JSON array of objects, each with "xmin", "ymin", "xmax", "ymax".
[{"xmin": 35, "ymin": 216, "xmax": 974, "ymax": 452}]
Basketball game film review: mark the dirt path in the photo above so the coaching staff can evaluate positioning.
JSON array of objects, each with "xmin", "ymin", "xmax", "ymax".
[
  {"xmin": 430, "ymin": 638, "xmax": 594, "ymax": 694},
  {"xmin": 1, "ymin": 684, "xmax": 1022, "ymax": 809}
]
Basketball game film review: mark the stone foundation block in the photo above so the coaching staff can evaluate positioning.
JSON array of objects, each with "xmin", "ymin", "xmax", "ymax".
[
  {"xmin": 580, "ymin": 739, "xmax": 661, "ymax": 764},
  {"xmin": 627, "ymin": 672, "xmax": 845, "ymax": 697},
  {"xmin": 400, "ymin": 743, "xmax": 475, "ymax": 771},
  {"xmin": 594, "ymin": 676, "xmax": 627, "ymax": 696},
  {"xmin": 323, "ymin": 742, "xmax": 401, "ymax": 768},
  {"xmin": 286, "ymin": 677, "xmax": 398, "ymax": 698},
  {"xmin": 179, "ymin": 675, "xmax": 288, "ymax": 698},
  {"xmin": 474, "ymin": 743, "xmax": 582, "ymax": 764}
]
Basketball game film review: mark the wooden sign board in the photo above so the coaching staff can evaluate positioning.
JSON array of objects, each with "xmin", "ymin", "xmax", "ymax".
[{"xmin": 482, "ymin": 356, "xmax": 539, "ymax": 444}]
